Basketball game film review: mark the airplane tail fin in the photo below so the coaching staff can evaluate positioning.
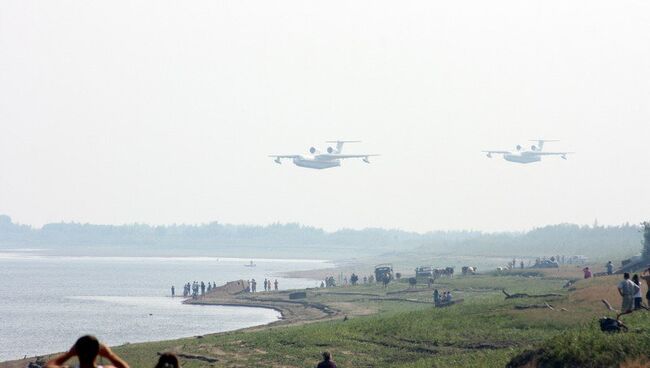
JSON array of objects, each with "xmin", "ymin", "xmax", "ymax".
[{"xmin": 325, "ymin": 140, "xmax": 361, "ymax": 153}]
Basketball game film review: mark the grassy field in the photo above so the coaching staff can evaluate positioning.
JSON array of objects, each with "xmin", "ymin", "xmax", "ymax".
[
  {"xmin": 7, "ymin": 267, "xmax": 647, "ymax": 368},
  {"xmin": 85, "ymin": 267, "xmax": 648, "ymax": 368}
]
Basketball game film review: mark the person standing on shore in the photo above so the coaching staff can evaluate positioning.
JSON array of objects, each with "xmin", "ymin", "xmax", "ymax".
[
  {"xmin": 46, "ymin": 335, "xmax": 129, "ymax": 368},
  {"xmin": 171, "ymin": 285, "xmax": 175, "ymax": 298},
  {"xmin": 632, "ymin": 274, "xmax": 646, "ymax": 310},
  {"xmin": 617, "ymin": 272, "xmax": 640, "ymax": 318},
  {"xmin": 274, "ymin": 279, "xmax": 279, "ymax": 291},
  {"xmin": 606, "ymin": 261, "xmax": 614, "ymax": 275},
  {"xmin": 642, "ymin": 267, "xmax": 650, "ymax": 306}
]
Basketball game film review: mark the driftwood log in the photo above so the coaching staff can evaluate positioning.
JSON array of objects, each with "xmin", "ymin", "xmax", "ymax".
[
  {"xmin": 602, "ymin": 299, "xmax": 618, "ymax": 312},
  {"xmin": 502, "ymin": 289, "xmax": 562, "ymax": 299},
  {"xmin": 514, "ymin": 302, "xmax": 568, "ymax": 311},
  {"xmin": 514, "ymin": 304, "xmax": 550, "ymax": 310}
]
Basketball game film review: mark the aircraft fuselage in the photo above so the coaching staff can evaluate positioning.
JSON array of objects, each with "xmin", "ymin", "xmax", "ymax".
[
  {"xmin": 503, "ymin": 153, "xmax": 541, "ymax": 164},
  {"xmin": 292, "ymin": 156, "xmax": 341, "ymax": 169}
]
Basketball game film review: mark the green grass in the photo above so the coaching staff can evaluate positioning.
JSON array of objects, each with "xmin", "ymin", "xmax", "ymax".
[
  {"xmin": 522, "ymin": 313, "xmax": 650, "ymax": 368},
  {"xmin": 108, "ymin": 275, "xmax": 650, "ymax": 368}
]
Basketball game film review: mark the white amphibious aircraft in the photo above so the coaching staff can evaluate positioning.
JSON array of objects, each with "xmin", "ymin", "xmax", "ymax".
[
  {"xmin": 483, "ymin": 140, "xmax": 573, "ymax": 164},
  {"xmin": 269, "ymin": 140, "xmax": 379, "ymax": 169}
]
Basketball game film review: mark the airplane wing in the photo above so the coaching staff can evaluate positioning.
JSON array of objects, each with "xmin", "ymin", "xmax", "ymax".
[
  {"xmin": 534, "ymin": 151, "xmax": 574, "ymax": 155},
  {"xmin": 532, "ymin": 151, "xmax": 574, "ymax": 160},
  {"xmin": 316, "ymin": 154, "xmax": 380, "ymax": 160},
  {"xmin": 482, "ymin": 150, "xmax": 511, "ymax": 154},
  {"xmin": 268, "ymin": 155, "xmax": 301, "ymax": 159},
  {"xmin": 268, "ymin": 155, "xmax": 300, "ymax": 164}
]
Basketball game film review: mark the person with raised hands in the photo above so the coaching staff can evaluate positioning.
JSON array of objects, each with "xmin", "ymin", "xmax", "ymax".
[{"xmin": 46, "ymin": 335, "xmax": 129, "ymax": 368}]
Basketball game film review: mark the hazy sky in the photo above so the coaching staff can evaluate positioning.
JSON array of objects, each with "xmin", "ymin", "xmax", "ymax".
[{"xmin": 1, "ymin": 0, "xmax": 649, "ymax": 232}]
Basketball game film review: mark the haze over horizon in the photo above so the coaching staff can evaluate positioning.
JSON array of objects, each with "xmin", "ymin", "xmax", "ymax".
[
  {"xmin": 2, "ymin": 0, "xmax": 649, "ymax": 233},
  {"xmin": 0, "ymin": 213, "xmax": 638, "ymax": 236}
]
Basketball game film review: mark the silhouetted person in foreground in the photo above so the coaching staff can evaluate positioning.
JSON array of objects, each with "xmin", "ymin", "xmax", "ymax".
[
  {"xmin": 46, "ymin": 335, "xmax": 129, "ymax": 368},
  {"xmin": 155, "ymin": 353, "xmax": 180, "ymax": 368},
  {"xmin": 316, "ymin": 351, "xmax": 337, "ymax": 368}
]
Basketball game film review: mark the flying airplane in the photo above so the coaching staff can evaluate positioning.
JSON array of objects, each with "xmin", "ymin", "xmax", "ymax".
[
  {"xmin": 269, "ymin": 140, "xmax": 379, "ymax": 169},
  {"xmin": 483, "ymin": 140, "xmax": 573, "ymax": 164}
]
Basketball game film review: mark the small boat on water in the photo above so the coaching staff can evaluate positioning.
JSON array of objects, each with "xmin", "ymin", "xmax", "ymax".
[{"xmin": 244, "ymin": 260, "xmax": 256, "ymax": 267}]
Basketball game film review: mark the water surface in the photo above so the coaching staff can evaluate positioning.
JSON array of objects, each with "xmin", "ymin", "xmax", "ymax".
[{"xmin": 0, "ymin": 250, "xmax": 329, "ymax": 361}]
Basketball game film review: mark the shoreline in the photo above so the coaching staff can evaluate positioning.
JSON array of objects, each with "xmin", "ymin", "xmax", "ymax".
[
  {"xmin": 0, "ymin": 301, "xmax": 284, "ymax": 367},
  {"xmin": 0, "ymin": 277, "xmax": 340, "ymax": 368}
]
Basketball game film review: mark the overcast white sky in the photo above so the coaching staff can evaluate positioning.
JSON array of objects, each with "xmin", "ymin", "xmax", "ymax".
[{"xmin": 1, "ymin": 0, "xmax": 649, "ymax": 232}]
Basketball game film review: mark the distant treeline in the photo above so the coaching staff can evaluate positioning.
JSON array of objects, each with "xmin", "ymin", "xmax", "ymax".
[
  {"xmin": 0, "ymin": 215, "xmax": 426, "ymax": 257},
  {"xmin": 0, "ymin": 215, "xmax": 643, "ymax": 259},
  {"xmin": 413, "ymin": 224, "xmax": 642, "ymax": 260}
]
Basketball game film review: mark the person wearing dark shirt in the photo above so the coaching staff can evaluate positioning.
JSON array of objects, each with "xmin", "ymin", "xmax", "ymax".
[
  {"xmin": 316, "ymin": 351, "xmax": 337, "ymax": 368},
  {"xmin": 155, "ymin": 353, "xmax": 180, "ymax": 368}
]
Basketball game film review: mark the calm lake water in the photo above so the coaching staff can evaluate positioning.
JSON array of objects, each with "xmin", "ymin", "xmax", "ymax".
[{"xmin": 0, "ymin": 250, "xmax": 330, "ymax": 361}]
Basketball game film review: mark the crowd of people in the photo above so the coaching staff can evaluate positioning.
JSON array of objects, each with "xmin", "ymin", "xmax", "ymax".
[
  {"xmin": 171, "ymin": 278, "xmax": 282, "ymax": 297},
  {"xmin": 321, "ymin": 274, "xmax": 376, "ymax": 288},
  {"xmin": 174, "ymin": 281, "xmax": 217, "ymax": 299},
  {"xmin": 246, "ymin": 278, "xmax": 280, "ymax": 292},
  {"xmin": 44, "ymin": 335, "xmax": 335, "ymax": 368}
]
